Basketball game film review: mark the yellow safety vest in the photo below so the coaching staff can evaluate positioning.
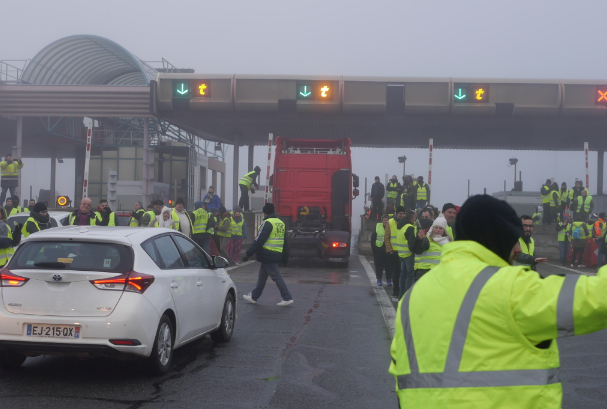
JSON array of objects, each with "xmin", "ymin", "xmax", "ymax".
[
  {"xmin": 129, "ymin": 209, "xmax": 145, "ymax": 227},
  {"xmin": 95, "ymin": 211, "xmax": 116, "ymax": 226},
  {"xmin": 559, "ymin": 190, "xmax": 568, "ymax": 206},
  {"xmin": 261, "ymin": 218, "xmax": 285, "ymax": 253},
  {"xmin": 575, "ymin": 196, "xmax": 593, "ymax": 213},
  {"xmin": 550, "ymin": 191, "xmax": 561, "ymax": 208},
  {"xmin": 217, "ymin": 218, "xmax": 232, "ymax": 237},
  {"xmin": 142, "ymin": 210, "xmax": 156, "ymax": 226},
  {"xmin": 416, "ymin": 184, "xmax": 427, "ymax": 201},
  {"xmin": 388, "ymin": 218, "xmax": 401, "ymax": 251},
  {"xmin": 514, "ymin": 237, "xmax": 535, "ymax": 268},
  {"xmin": 21, "ymin": 217, "xmax": 41, "ymax": 238},
  {"xmin": 375, "ymin": 223, "xmax": 385, "ymax": 247},
  {"xmin": 239, "ymin": 171, "xmax": 257, "ymax": 189},
  {"xmin": 417, "ymin": 239, "xmax": 443, "ymax": 270},
  {"xmin": 0, "ymin": 226, "xmax": 14, "ymax": 267},
  {"xmin": 0, "ymin": 160, "xmax": 23, "ymax": 180},
  {"xmin": 68, "ymin": 213, "xmax": 97, "ymax": 226},
  {"xmin": 390, "ymin": 241, "xmax": 569, "ymax": 408},
  {"xmin": 387, "ymin": 181, "xmax": 399, "ymax": 199},
  {"xmin": 6, "ymin": 207, "xmax": 22, "ymax": 217},
  {"xmin": 557, "ymin": 222, "xmax": 569, "ymax": 242},
  {"xmin": 396, "ymin": 224, "xmax": 413, "ymax": 258},
  {"xmin": 229, "ymin": 218, "xmax": 244, "ymax": 236},
  {"xmin": 192, "ymin": 209, "xmax": 210, "ymax": 234},
  {"xmin": 541, "ymin": 185, "xmax": 551, "ymax": 204}
]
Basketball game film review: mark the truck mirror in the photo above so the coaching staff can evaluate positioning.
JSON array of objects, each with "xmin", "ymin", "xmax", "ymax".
[
  {"xmin": 353, "ymin": 188, "xmax": 359, "ymax": 197},
  {"xmin": 352, "ymin": 174, "xmax": 360, "ymax": 188}
]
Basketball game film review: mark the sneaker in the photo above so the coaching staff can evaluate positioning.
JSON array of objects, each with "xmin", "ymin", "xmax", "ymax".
[
  {"xmin": 277, "ymin": 299, "xmax": 294, "ymax": 307},
  {"xmin": 579, "ymin": 264, "xmax": 586, "ymax": 268},
  {"xmin": 377, "ymin": 279, "xmax": 383, "ymax": 287},
  {"xmin": 386, "ymin": 280, "xmax": 393, "ymax": 286},
  {"xmin": 243, "ymin": 293, "xmax": 257, "ymax": 304},
  {"xmin": 570, "ymin": 264, "xmax": 575, "ymax": 268}
]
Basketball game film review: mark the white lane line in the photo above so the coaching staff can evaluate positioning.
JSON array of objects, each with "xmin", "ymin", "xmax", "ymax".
[
  {"xmin": 545, "ymin": 263, "xmax": 596, "ymax": 276},
  {"xmin": 359, "ymin": 254, "xmax": 396, "ymax": 338}
]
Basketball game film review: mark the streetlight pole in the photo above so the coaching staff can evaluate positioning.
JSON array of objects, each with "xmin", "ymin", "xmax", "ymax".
[
  {"xmin": 398, "ymin": 155, "xmax": 407, "ymax": 178},
  {"xmin": 509, "ymin": 158, "xmax": 519, "ymax": 190}
]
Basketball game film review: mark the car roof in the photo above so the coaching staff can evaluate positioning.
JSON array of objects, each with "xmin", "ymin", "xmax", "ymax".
[{"xmin": 22, "ymin": 226, "xmax": 180, "ymax": 246}]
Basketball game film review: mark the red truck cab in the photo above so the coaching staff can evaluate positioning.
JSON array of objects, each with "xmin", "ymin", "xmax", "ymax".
[{"xmin": 271, "ymin": 137, "xmax": 357, "ymax": 266}]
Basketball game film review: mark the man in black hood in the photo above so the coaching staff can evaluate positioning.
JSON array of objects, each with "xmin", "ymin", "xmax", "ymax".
[
  {"xmin": 23, "ymin": 202, "xmax": 53, "ymax": 237},
  {"xmin": 370, "ymin": 176, "xmax": 385, "ymax": 220}
]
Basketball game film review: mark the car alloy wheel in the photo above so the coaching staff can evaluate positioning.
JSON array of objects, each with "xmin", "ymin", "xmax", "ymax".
[{"xmin": 158, "ymin": 322, "xmax": 172, "ymax": 366}]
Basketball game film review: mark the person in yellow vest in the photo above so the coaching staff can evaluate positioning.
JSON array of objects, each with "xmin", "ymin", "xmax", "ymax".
[
  {"xmin": 0, "ymin": 154, "xmax": 23, "ymax": 207},
  {"xmin": 398, "ymin": 210, "xmax": 417, "ymax": 297},
  {"xmin": 531, "ymin": 206, "xmax": 542, "ymax": 225},
  {"xmin": 227, "ymin": 206, "xmax": 247, "ymax": 265},
  {"xmin": 559, "ymin": 182, "xmax": 569, "ymax": 216},
  {"xmin": 556, "ymin": 214, "xmax": 571, "ymax": 267},
  {"xmin": 371, "ymin": 215, "xmax": 389, "ymax": 287},
  {"xmin": 129, "ymin": 201, "xmax": 145, "ymax": 227},
  {"xmin": 570, "ymin": 214, "xmax": 590, "ymax": 268},
  {"xmin": 409, "ymin": 216, "xmax": 452, "ymax": 282},
  {"xmin": 0, "ymin": 207, "xmax": 21, "ymax": 267},
  {"xmin": 442, "ymin": 203, "xmax": 457, "ymax": 239},
  {"xmin": 172, "ymin": 198, "xmax": 193, "ymax": 237},
  {"xmin": 390, "ymin": 194, "xmax": 607, "ymax": 408},
  {"xmin": 141, "ymin": 203, "xmax": 159, "ymax": 228},
  {"xmin": 572, "ymin": 188, "xmax": 593, "ymax": 220},
  {"xmin": 217, "ymin": 210, "xmax": 233, "ymax": 264},
  {"xmin": 540, "ymin": 179, "xmax": 552, "ymax": 225},
  {"xmin": 68, "ymin": 198, "xmax": 97, "ymax": 225},
  {"xmin": 242, "ymin": 203, "xmax": 293, "ymax": 306},
  {"xmin": 386, "ymin": 175, "xmax": 402, "ymax": 207},
  {"xmin": 22, "ymin": 202, "xmax": 53, "ymax": 238},
  {"xmin": 190, "ymin": 201, "xmax": 216, "ymax": 254},
  {"xmin": 384, "ymin": 206, "xmax": 407, "ymax": 297},
  {"xmin": 238, "ymin": 166, "xmax": 261, "ymax": 212},
  {"xmin": 549, "ymin": 182, "xmax": 561, "ymax": 223},
  {"xmin": 594, "ymin": 212, "xmax": 607, "ymax": 270},
  {"xmin": 514, "ymin": 215, "xmax": 548, "ymax": 271},
  {"xmin": 414, "ymin": 176, "xmax": 429, "ymax": 211},
  {"xmin": 155, "ymin": 207, "xmax": 178, "ymax": 229},
  {"xmin": 95, "ymin": 199, "xmax": 116, "ymax": 226},
  {"xmin": 4, "ymin": 197, "xmax": 21, "ymax": 218}
]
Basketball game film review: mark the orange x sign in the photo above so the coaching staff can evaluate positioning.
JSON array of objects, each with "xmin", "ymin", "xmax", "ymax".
[{"xmin": 598, "ymin": 90, "xmax": 607, "ymax": 102}]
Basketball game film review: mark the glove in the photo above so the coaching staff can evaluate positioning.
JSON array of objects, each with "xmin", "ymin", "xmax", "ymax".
[{"xmin": 242, "ymin": 255, "xmax": 249, "ymax": 262}]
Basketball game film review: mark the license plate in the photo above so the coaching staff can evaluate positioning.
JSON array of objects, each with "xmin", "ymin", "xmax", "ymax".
[
  {"xmin": 329, "ymin": 258, "xmax": 344, "ymax": 262},
  {"xmin": 26, "ymin": 324, "xmax": 80, "ymax": 339}
]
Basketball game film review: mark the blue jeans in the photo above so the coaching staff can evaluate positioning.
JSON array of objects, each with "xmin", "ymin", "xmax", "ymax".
[
  {"xmin": 598, "ymin": 252, "xmax": 605, "ymax": 269},
  {"xmin": 251, "ymin": 262, "xmax": 292, "ymax": 301},
  {"xmin": 559, "ymin": 241, "xmax": 570, "ymax": 266},
  {"xmin": 399, "ymin": 255, "xmax": 415, "ymax": 298}
]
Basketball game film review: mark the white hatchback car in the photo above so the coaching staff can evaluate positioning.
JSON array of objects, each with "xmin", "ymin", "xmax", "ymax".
[{"xmin": 0, "ymin": 226, "xmax": 237, "ymax": 374}]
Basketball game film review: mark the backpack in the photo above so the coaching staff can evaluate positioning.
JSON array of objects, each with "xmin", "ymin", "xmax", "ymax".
[{"xmin": 572, "ymin": 224, "xmax": 583, "ymax": 240}]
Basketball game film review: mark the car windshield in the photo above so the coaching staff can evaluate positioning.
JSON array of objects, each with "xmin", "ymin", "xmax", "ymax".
[
  {"xmin": 7, "ymin": 215, "xmax": 59, "ymax": 230},
  {"xmin": 9, "ymin": 241, "xmax": 134, "ymax": 273}
]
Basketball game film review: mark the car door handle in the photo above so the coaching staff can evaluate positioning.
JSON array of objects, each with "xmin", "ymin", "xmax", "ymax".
[
  {"xmin": 221, "ymin": 280, "xmax": 226, "ymax": 283},
  {"xmin": 170, "ymin": 282, "xmax": 179, "ymax": 289},
  {"xmin": 196, "ymin": 280, "xmax": 204, "ymax": 287}
]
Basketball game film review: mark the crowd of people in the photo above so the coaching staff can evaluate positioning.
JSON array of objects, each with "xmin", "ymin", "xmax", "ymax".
[{"xmin": 367, "ymin": 174, "xmax": 430, "ymax": 220}]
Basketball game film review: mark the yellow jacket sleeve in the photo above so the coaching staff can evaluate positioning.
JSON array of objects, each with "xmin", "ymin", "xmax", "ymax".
[
  {"xmin": 510, "ymin": 268, "xmax": 607, "ymax": 344},
  {"xmin": 0, "ymin": 162, "xmax": 6, "ymax": 170}
]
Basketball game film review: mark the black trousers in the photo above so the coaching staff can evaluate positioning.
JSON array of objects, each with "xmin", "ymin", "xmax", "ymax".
[
  {"xmin": 239, "ymin": 184, "xmax": 250, "ymax": 211},
  {"xmin": 572, "ymin": 247, "xmax": 585, "ymax": 266},
  {"xmin": 542, "ymin": 203, "xmax": 551, "ymax": 225},
  {"xmin": 370, "ymin": 198, "xmax": 383, "ymax": 220},
  {"xmin": 385, "ymin": 252, "xmax": 400, "ymax": 296},
  {"xmin": 373, "ymin": 251, "xmax": 387, "ymax": 280}
]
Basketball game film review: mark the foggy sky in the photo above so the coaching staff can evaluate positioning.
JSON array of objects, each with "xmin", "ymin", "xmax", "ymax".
[{"xmin": 5, "ymin": 0, "xmax": 607, "ymax": 209}]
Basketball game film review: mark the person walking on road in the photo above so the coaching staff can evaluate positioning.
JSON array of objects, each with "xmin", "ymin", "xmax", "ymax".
[
  {"xmin": 0, "ymin": 155, "xmax": 23, "ymax": 206},
  {"xmin": 69, "ymin": 198, "xmax": 97, "ymax": 226},
  {"xmin": 238, "ymin": 166, "xmax": 261, "ymax": 212},
  {"xmin": 398, "ymin": 210, "xmax": 417, "ymax": 297},
  {"xmin": 384, "ymin": 206, "xmax": 407, "ymax": 297},
  {"xmin": 242, "ymin": 203, "xmax": 293, "ymax": 306},
  {"xmin": 371, "ymin": 215, "xmax": 389, "ymax": 287},
  {"xmin": 390, "ymin": 194, "xmax": 607, "ymax": 408},
  {"xmin": 514, "ymin": 215, "xmax": 548, "ymax": 271},
  {"xmin": 370, "ymin": 176, "xmax": 385, "ymax": 220}
]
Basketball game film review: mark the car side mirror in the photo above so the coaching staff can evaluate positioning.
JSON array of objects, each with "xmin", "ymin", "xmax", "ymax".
[{"xmin": 213, "ymin": 256, "xmax": 228, "ymax": 268}]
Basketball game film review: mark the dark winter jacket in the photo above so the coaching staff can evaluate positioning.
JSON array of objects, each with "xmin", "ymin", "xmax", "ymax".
[
  {"xmin": 245, "ymin": 214, "xmax": 289, "ymax": 264},
  {"xmin": 370, "ymin": 182, "xmax": 385, "ymax": 201},
  {"xmin": 26, "ymin": 211, "xmax": 53, "ymax": 235}
]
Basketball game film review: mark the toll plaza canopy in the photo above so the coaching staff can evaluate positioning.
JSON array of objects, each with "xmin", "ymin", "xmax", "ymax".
[{"xmin": 152, "ymin": 74, "xmax": 607, "ymax": 151}]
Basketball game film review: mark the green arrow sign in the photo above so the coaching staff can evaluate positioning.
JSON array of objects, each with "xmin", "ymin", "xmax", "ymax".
[
  {"xmin": 454, "ymin": 88, "xmax": 466, "ymax": 100},
  {"xmin": 299, "ymin": 86, "xmax": 311, "ymax": 97},
  {"xmin": 172, "ymin": 80, "xmax": 191, "ymax": 98}
]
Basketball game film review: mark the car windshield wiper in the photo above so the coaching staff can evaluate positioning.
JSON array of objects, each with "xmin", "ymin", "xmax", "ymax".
[{"xmin": 34, "ymin": 262, "xmax": 66, "ymax": 269}]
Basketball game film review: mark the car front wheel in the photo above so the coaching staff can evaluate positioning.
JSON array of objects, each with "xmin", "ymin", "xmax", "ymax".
[
  {"xmin": 211, "ymin": 293, "xmax": 235, "ymax": 343},
  {"xmin": 147, "ymin": 314, "xmax": 174, "ymax": 375}
]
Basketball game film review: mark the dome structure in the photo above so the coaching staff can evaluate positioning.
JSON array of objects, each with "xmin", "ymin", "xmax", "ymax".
[{"xmin": 21, "ymin": 35, "xmax": 155, "ymax": 86}]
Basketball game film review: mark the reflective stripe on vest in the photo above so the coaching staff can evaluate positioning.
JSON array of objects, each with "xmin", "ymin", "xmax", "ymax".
[
  {"xmin": 375, "ymin": 223, "xmax": 385, "ymax": 247},
  {"xmin": 417, "ymin": 240, "xmax": 442, "ymax": 269},
  {"xmin": 239, "ymin": 171, "xmax": 257, "ymax": 188},
  {"xmin": 1, "ymin": 161, "xmax": 21, "ymax": 179},
  {"xmin": 396, "ymin": 224, "xmax": 413, "ymax": 258},
  {"xmin": 398, "ymin": 266, "xmax": 561, "ymax": 390},
  {"xmin": 388, "ymin": 218, "xmax": 402, "ymax": 249},
  {"xmin": 192, "ymin": 210, "xmax": 209, "ymax": 234},
  {"xmin": 550, "ymin": 191, "xmax": 561, "ymax": 208},
  {"xmin": 229, "ymin": 218, "xmax": 244, "ymax": 236},
  {"xmin": 387, "ymin": 182, "xmax": 398, "ymax": 199},
  {"xmin": 557, "ymin": 223, "xmax": 569, "ymax": 241},
  {"xmin": 417, "ymin": 184, "xmax": 427, "ymax": 201},
  {"xmin": 260, "ymin": 218, "xmax": 285, "ymax": 253}
]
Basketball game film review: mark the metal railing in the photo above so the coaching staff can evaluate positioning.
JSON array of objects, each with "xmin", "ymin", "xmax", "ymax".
[{"xmin": 0, "ymin": 60, "xmax": 27, "ymax": 84}]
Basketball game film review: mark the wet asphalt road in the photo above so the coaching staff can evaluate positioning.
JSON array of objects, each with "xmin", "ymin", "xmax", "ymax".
[{"xmin": 0, "ymin": 252, "xmax": 396, "ymax": 409}]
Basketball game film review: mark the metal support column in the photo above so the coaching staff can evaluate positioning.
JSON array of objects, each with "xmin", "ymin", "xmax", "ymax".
[
  {"xmin": 598, "ymin": 149, "xmax": 604, "ymax": 196},
  {"xmin": 212, "ymin": 170, "xmax": 217, "ymax": 194},
  {"xmin": 233, "ymin": 139, "xmax": 239, "ymax": 209},
  {"xmin": 248, "ymin": 144, "xmax": 254, "ymax": 172},
  {"xmin": 142, "ymin": 119, "xmax": 154, "ymax": 206},
  {"xmin": 50, "ymin": 148, "xmax": 56, "ymax": 208},
  {"xmin": 13, "ymin": 116, "xmax": 23, "ymax": 199}
]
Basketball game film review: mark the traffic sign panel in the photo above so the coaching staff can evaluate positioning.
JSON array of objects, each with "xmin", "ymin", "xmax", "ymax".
[
  {"xmin": 172, "ymin": 80, "xmax": 191, "ymax": 98},
  {"xmin": 296, "ymin": 81, "xmax": 335, "ymax": 101},
  {"xmin": 192, "ymin": 80, "xmax": 211, "ymax": 98},
  {"xmin": 453, "ymin": 83, "xmax": 489, "ymax": 103},
  {"xmin": 596, "ymin": 87, "xmax": 607, "ymax": 105}
]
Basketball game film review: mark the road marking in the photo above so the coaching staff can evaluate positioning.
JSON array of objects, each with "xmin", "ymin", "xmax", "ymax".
[
  {"xmin": 359, "ymin": 255, "xmax": 396, "ymax": 338},
  {"xmin": 545, "ymin": 263, "xmax": 596, "ymax": 276}
]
